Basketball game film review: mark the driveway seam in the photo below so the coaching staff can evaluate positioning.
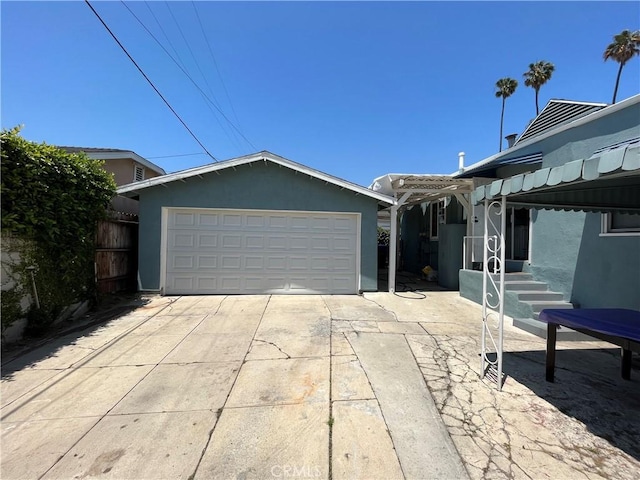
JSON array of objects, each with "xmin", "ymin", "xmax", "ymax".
[
  {"xmin": 401, "ymin": 332, "xmax": 472, "ymax": 480},
  {"xmin": 321, "ymin": 296, "xmax": 335, "ymax": 480},
  {"xmin": 187, "ymin": 294, "xmax": 272, "ymax": 480},
  {"xmin": 343, "ymin": 331, "xmax": 408, "ymax": 480}
]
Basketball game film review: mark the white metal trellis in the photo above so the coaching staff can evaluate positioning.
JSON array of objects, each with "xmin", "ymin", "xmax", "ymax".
[{"xmin": 480, "ymin": 196, "xmax": 506, "ymax": 390}]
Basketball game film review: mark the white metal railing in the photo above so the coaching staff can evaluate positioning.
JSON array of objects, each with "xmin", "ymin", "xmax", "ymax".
[
  {"xmin": 462, "ymin": 235, "xmax": 497, "ymax": 271},
  {"xmin": 480, "ymin": 197, "xmax": 506, "ymax": 391}
]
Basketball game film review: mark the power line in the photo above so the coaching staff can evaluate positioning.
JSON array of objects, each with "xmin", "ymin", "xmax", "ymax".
[
  {"xmin": 122, "ymin": 1, "xmax": 240, "ymax": 153},
  {"xmin": 120, "ymin": 1, "xmax": 256, "ymax": 151},
  {"xmin": 84, "ymin": 0, "xmax": 218, "ymax": 162},
  {"xmin": 144, "ymin": 1, "xmax": 188, "ymax": 73},
  {"xmin": 191, "ymin": 1, "xmax": 242, "ymax": 129}
]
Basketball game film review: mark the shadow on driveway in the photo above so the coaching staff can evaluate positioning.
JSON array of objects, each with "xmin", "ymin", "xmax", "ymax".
[{"xmin": 503, "ymin": 347, "xmax": 640, "ymax": 462}]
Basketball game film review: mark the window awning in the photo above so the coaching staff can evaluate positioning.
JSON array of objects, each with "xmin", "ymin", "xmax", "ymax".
[{"xmin": 471, "ymin": 138, "xmax": 640, "ymax": 214}]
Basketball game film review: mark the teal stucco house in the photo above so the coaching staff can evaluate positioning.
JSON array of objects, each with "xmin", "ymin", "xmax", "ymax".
[
  {"xmin": 457, "ymin": 95, "xmax": 640, "ymax": 335},
  {"xmin": 118, "ymin": 152, "xmax": 393, "ymax": 295}
]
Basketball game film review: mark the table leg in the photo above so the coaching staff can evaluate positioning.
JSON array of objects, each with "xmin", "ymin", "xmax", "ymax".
[
  {"xmin": 621, "ymin": 349, "xmax": 632, "ymax": 380},
  {"xmin": 546, "ymin": 322, "xmax": 557, "ymax": 382}
]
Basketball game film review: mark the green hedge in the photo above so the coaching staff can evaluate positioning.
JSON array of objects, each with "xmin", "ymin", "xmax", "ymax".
[{"xmin": 1, "ymin": 127, "xmax": 117, "ymax": 336}]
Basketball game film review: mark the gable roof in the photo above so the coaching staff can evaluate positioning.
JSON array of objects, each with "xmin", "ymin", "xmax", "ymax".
[
  {"xmin": 514, "ymin": 99, "xmax": 606, "ymax": 145},
  {"xmin": 117, "ymin": 151, "xmax": 395, "ymax": 205},
  {"xmin": 456, "ymin": 94, "xmax": 639, "ymax": 178},
  {"xmin": 59, "ymin": 146, "xmax": 166, "ymax": 175}
]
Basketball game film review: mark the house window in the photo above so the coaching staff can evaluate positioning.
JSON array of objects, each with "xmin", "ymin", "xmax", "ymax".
[
  {"xmin": 430, "ymin": 201, "xmax": 444, "ymax": 239},
  {"xmin": 505, "ymin": 208, "xmax": 530, "ymax": 261},
  {"xmin": 134, "ymin": 165, "xmax": 145, "ymax": 182},
  {"xmin": 601, "ymin": 212, "xmax": 640, "ymax": 236}
]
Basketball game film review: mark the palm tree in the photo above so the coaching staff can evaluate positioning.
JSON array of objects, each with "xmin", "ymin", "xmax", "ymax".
[
  {"xmin": 495, "ymin": 78, "xmax": 518, "ymax": 152},
  {"xmin": 523, "ymin": 61, "xmax": 555, "ymax": 116},
  {"xmin": 603, "ymin": 29, "xmax": 640, "ymax": 104}
]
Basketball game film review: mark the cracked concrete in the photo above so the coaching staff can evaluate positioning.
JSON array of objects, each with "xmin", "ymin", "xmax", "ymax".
[{"xmin": 2, "ymin": 291, "xmax": 639, "ymax": 479}]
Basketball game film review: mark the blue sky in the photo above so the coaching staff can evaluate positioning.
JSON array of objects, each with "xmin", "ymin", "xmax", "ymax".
[{"xmin": 2, "ymin": 1, "xmax": 639, "ymax": 186}]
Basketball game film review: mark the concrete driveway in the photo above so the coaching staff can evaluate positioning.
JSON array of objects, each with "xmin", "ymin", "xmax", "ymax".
[{"xmin": 2, "ymin": 292, "xmax": 639, "ymax": 479}]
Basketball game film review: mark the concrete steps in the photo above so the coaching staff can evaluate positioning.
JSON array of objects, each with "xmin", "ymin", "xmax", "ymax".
[{"xmin": 492, "ymin": 273, "xmax": 583, "ymax": 340}]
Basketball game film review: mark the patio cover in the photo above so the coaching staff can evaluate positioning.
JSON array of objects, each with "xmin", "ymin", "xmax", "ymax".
[
  {"xmin": 371, "ymin": 174, "xmax": 475, "ymax": 292},
  {"xmin": 471, "ymin": 138, "xmax": 640, "ymax": 213},
  {"xmin": 371, "ymin": 174, "xmax": 475, "ymax": 206}
]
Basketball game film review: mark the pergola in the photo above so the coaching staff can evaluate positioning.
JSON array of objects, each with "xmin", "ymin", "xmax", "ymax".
[{"xmin": 370, "ymin": 173, "xmax": 475, "ymax": 292}]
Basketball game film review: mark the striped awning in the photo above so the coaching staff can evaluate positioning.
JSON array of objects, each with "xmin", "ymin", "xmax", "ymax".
[{"xmin": 471, "ymin": 138, "xmax": 640, "ymax": 213}]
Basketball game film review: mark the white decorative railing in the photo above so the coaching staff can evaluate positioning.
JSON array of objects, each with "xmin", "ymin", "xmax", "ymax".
[
  {"xmin": 480, "ymin": 197, "xmax": 506, "ymax": 390},
  {"xmin": 462, "ymin": 235, "xmax": 496, "ymax": 271}
]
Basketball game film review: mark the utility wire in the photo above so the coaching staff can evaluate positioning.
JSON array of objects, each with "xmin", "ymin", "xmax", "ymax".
[
  {"xmin": 123, "ymin": 2, "xmax": 242, "ymax": 154},
  {"xmin": 84, "ymin": 0, "xmax": 217, "ymax": 162},
  {"xmin": 144, "ymin": 1, "xmax": 188, "ymax": 73},
  {"xmin": 120, "ymin": 1, "xmax": 256, "ymax": 151},
  {"xmin": 166, "ymin": 2, "xmax": 217, "ymax": 103},
  {"xmin": 191, "ymin": 0, "xmax": 242, "ymax": 129}
]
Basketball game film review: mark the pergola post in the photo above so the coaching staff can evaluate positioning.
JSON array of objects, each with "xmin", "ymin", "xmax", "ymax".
[{"xmin": 388, "ymin": 192, "xmax": 412, "ymax": 293}]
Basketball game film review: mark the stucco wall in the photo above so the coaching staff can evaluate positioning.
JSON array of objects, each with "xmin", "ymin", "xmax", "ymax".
[
  {"xmin": 105, "ymin": 158, "xmax": 163, "ymax": 186},
  {"xmin": 462, "ymin": 100, "xmax": 640, "ymax": 310},
  {"xmin": 524, "ymin": 104, "xmax": 640, "ymax": 307},
  {"xmin": 137, "ymin": 162, "xmax": 380, "ymax": 292}
]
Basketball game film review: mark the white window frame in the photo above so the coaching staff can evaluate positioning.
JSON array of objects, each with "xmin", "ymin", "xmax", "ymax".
[
  {"xmin": 134, "ymin": 164, "xmax": 145, "ymax": 182},
  {"xmin": 429, "ymin": 202, "xmax": 440, "ymax": 240},
  {"xmin": 600, "ymin": 212, "xmax": 640, "ymax": 237}
]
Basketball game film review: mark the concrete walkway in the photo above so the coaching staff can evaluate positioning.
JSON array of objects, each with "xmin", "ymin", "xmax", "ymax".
[{"xmin": 2, "ymin": 292, "xmax": 639, "ymax": 479}]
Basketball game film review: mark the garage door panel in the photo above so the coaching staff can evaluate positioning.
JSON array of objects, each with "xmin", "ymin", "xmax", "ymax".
[
  {"xmin": 165, "ymin": 209, "xmax": 358, "ymax": 294},
  {"xmin": 198, "ymin": 234, "xmax": 218, "ymax": 248}
]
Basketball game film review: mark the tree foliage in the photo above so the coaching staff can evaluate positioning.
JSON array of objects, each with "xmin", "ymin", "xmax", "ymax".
[
  {"xmin": 523, "ymin": 61, "xmax": 555, "ymax": 116},
  {"xmin": 603, "ymin": 29, "xmax": 640, "ymax": 104},
  {"xmin": 495, "ymin": 77, "xmax": 518, "ymax": 152},
  {"xmin": 1, "ymin": 127, "xmax": 117, "ymax": 334}
]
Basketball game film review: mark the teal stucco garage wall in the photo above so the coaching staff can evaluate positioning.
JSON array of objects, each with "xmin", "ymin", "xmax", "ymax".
[{"xmin": 135, "ymin": 161, "xmax": 381, "ymax": 292}]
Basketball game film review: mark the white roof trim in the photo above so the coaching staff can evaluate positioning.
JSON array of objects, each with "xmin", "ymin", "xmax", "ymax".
[
  {"xmin": 117, "ymin": 151, "xmax": 394, "ymax": 204},
  {"xmin": 86, "ymin": 151, "xmax": 166, "ymax": 175},
  {"xmin": 455, "ymin": 94, "xmax": 640, "ymax": 177}
]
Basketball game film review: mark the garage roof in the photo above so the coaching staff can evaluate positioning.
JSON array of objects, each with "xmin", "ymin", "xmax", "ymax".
[
  {"xmin": 471, "ymin": 137, "xmax": 640, "ymax": 213},
  {"xmin": 117, "ymin": 151, "xmax": 394, "ymax": 205}
]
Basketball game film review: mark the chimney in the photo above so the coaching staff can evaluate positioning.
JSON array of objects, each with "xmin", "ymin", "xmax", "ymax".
[
  {"xmin": 458, "ymin": 152, "xmax": 465, "ymax": 172},
  {"xmin": 505, "ymin": 133, "xmax": 518, "ymax": 148}
]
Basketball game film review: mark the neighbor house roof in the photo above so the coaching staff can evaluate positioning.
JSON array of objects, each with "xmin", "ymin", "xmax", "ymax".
[
  {"xmin": 117, "ymin": 151, "xmax": 395, "ymax": 205},
  {"xmin": 59, "ymin": 146, "xmax": 166, "ymax": 175},
  {"xmin": 456, "ymin": 94, "xmax": 640, "ymax": 178},
  {"xmin": 514, "ymin": 99, "xmax": 606, "ymax": 145}
]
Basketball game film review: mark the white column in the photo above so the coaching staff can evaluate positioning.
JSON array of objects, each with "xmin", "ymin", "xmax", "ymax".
[
  {"xmin": 389, "ymin": 205, "xmax": 398, "ymax": 293},
  {"xmin": 388, "ymin": 192, "xmax": 411, "ymax": 294}
]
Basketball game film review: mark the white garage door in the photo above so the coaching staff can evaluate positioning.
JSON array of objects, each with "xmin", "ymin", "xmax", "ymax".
[{"xmin": 163, "ymin": 208, "xmax": 360, "ymax": 294}]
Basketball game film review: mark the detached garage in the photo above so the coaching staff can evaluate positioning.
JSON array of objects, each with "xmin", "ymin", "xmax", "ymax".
[{"xmin": 118, "ymin": 151, "xmax": 393, "ymax": 295}]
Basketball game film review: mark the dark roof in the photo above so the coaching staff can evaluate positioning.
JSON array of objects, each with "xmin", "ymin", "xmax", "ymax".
[
  {"xmin": 514, "ymin": 99, "xmax": 606, "ymax": 145},
  {"xmin": 57, "ymin": 146, "xmax": 166, "ymax": 175},
  {"xmin": 58, "ymin": 146, "xmax": 130, "ymax": 153},
  {"xmin": 457, "ymin": 152, "xmax": 543, "ymax": 178}
]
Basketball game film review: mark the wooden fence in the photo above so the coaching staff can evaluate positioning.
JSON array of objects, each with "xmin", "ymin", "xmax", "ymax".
[{"xmin": 95, "ymin": 213, "xmax": 138, "ymax": 294}]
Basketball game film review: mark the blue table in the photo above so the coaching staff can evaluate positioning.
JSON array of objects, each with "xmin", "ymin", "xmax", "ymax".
[{"xmin": 539, "ymin": 309, "xmax": 640, "ymax": 382}]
